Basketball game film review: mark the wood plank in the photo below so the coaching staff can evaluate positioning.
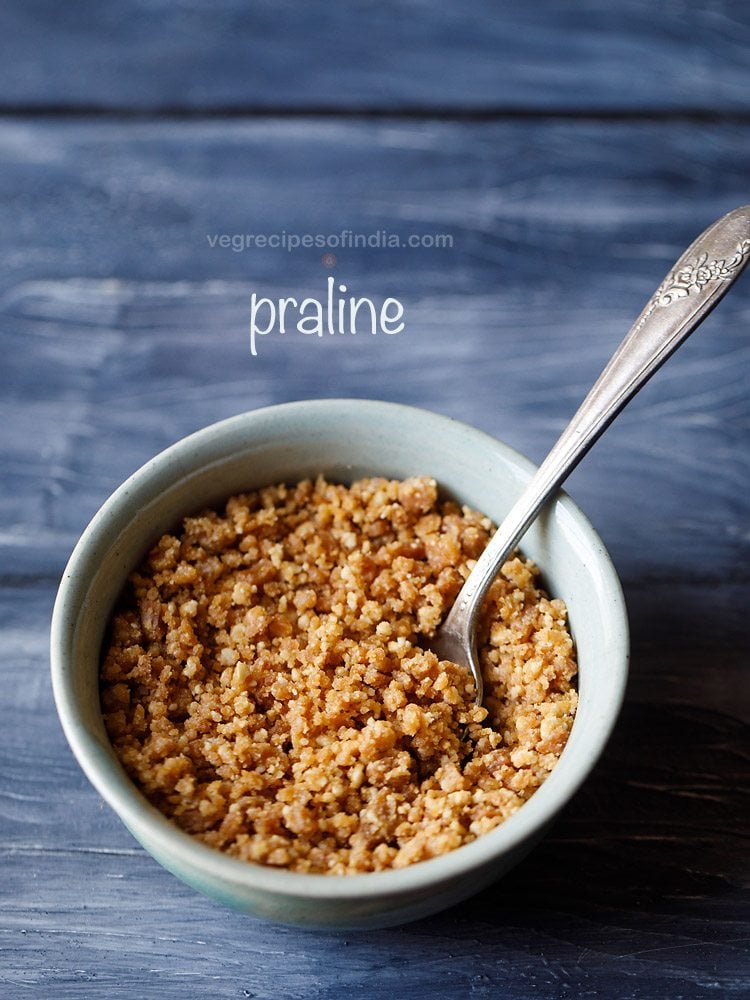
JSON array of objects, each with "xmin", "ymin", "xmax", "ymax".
[
  {"xmin": 1, "ymin": 825, "xmax": 746, "ymax": 999},
  {"xmin": 1, "ymin": 585, "xmax": 747, "ymax": 995},
  {"xmin": 1, "ymin": 117, "xmax": 748, "ymax": 997},
  {"xmin": 0, "ymin": 120, "xmax": 748, "ymax": 585},
  {"xmin": 0, "ymin": 1, "xmax": 749, "ymax": 113},
  {"xmin": 1, "ymin": 606, "xmax": 747, "ymax": 997},
  {"xmin": 2, "ymin": 274, "xmax": 749, "ymax": 585}
]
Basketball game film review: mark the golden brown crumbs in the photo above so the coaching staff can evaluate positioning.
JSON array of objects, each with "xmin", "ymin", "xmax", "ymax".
[{"xmin": 100, "ymin": 476, "xmax": 577, "ymax": 873}]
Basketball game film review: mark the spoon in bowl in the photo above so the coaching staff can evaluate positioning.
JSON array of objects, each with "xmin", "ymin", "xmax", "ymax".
[{"xmin": 430, "ymin": 205, "xmax": 750, "ymax": 704}]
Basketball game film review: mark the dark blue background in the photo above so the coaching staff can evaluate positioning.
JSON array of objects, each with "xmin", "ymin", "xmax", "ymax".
[{"xmin": 0, "ymin": 3, "xmax": 748, "ymax": 997}]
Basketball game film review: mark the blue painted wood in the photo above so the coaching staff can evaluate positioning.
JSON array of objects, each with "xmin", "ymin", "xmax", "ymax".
[
  {"xmin": 0, "ymin": 1, "xmax": 749, "ymax": 113},
  {"xmin": 0, "ymin": 120, "xmax": 748, "ymax": 997},
  {"xmin": 0, "ymin": 120, "xmax": 748, "ymax": 585}
]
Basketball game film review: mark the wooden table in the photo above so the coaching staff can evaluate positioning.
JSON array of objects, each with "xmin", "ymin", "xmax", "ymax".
[{"xmin": 1, "ymin": 3, "xmax": 748, "ymax": 997}]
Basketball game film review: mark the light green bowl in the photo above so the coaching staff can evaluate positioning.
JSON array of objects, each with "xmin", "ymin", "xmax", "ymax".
[{"xmin": 50, "ymin": 399, "xmax": 628, "ymax": 929}]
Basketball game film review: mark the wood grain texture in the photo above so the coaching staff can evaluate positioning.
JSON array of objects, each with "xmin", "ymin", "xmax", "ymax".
[
  {"xmin": 1, "ymin": 117, "xmax": 748, "ymax": 998},
  {"xmin": 1, "ymin": 1, "xmax": 750, "ymax": 114},
  {"xmin": 0, "ymin": 119, "xmax": 748, "ymax": 582}
]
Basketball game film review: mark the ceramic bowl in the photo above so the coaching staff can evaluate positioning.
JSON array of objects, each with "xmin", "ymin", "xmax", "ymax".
[{"xmin": 50, "ymin": 399, "xmax": 628, "ymax": 929}]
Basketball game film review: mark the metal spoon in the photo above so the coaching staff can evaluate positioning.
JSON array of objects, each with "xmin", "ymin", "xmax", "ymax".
[{"xmin": 430, "ymin": 205, "xmax": 750, "ymax": 704}]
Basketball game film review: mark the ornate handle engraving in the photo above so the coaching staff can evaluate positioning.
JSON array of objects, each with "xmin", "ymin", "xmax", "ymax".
[{"xmin": 656, "ymin": 238, "xmax": 750, "ymax": 306}]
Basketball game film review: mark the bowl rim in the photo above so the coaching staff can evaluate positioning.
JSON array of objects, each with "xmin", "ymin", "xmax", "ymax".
[{"xmin": 51, "ymin": 398, "xmax": 629, "ymax": 902}]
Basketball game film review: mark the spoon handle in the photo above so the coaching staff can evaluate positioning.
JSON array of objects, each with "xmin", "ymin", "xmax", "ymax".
[{"xmin": 445, "ymin": 204, "xmax": 750, "ymax": 633}]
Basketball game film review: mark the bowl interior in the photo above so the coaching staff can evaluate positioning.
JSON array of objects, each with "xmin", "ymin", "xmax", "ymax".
[{"xmin": 52, "ymin": 399, "xmax": 628, "ymax": 905}]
